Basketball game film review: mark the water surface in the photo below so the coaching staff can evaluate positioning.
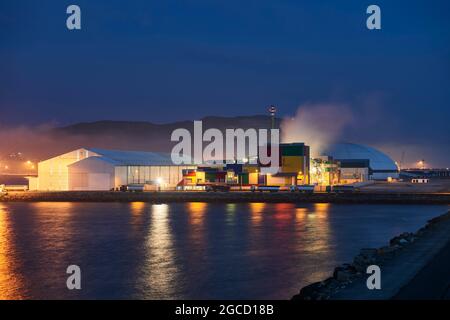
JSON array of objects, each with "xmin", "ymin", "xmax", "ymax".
[{"xmin": 0, "ymin": 202, "xmax": 447, "ymax": 299}]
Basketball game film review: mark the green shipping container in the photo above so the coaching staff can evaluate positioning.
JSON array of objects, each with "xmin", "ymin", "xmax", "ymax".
[
  {"xmin": 281, "ymin": 144, "xmax": 304, "ymax": 156},
  {"xmin": 205, "ymin": 172, "xmax": 216, "ymax": 182},
  {"xmin": 239, "ymin": 173, "xmax": 249, "ymax": 185}
]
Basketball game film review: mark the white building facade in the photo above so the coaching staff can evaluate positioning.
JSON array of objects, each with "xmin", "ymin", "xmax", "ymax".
[{"xmin": 29, "ymin": 148, "xmax": 195, "ymax": 191}]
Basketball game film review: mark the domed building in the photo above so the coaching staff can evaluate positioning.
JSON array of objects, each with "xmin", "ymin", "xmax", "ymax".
[{"xmin": 321, "ymin": 142, "xmax": 399, "ymax": 181}]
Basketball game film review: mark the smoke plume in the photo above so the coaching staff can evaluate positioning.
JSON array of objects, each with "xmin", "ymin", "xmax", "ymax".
[{"xmin": 281, "ymin": 103, "xmax": 353, "ymax": 156}]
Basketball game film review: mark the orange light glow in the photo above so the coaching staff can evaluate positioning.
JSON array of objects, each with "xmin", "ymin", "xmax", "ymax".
[
  {"xmin": 187, "ymin": 202, "xmax": 207, "ymax": 226},
  {"xmin": 0, "ymin": 204, "xmax": 26, "ymax": 299},
  {"xmin": 295, "ymin": 207, "xmax": 308, "ymax": 221},
  {"xmin": 314, "ymin": 203, "xmax": 330, "ymax": 212},
  {"xmin": 131, "ymin": 202, "xmax": 146, "ymax": 215},
  {"xmin": 249, "ymin": 202, "xmax": 265, "ymax": 225}
]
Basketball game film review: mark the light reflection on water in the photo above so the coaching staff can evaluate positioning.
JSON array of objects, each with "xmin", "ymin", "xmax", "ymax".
[
  {"xmin": 0, "ymin": 202, "xmax": 447, "ymax": 299},
  {"xmin": 0, "ymin": 203, "xmax": 26, "ymax": 299},
  {"xmin": 141, "ymin": 204, "xmax": 178, "ymax": 299}
]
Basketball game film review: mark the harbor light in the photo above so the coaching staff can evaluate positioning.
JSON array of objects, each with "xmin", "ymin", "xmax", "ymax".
[
  {"xmin": 156, "ymin": 177, "xmax": 163, "ymax": 192},
  {"xmin": 417, "ymin": 160, "xmax": 425, "ymax": 169}
]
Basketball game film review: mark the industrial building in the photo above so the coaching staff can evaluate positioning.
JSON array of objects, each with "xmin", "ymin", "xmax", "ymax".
[
  {"xmin": 321, "ymin": 143, "xmax": 399, "ymax": 181},
  {"xmin": 310, "ymin": 156, "xmax": 340, "ymax": 186},
  {"xmin": 28, "ymin": 143, "xmax": 311, "ymax": 191},
  {"xmin": 179, "ymin": 143, "xmax": 311, "ymax": 189},
  {"xmin": 27, "ymin": 142, "xmax": 397, "ymax": 192},
  {"xmin": 28, "ymin": 148, "xmax": 195, "ymax": 191}
]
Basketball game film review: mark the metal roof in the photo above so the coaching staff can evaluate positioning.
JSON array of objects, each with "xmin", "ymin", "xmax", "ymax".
[
  {"xmin": 86, "ymin": 148, "xmax": 178, "ymax": 166},
  {"xmin": 321, "ymin": 143, "xmax": 398, "ymax": 171}
]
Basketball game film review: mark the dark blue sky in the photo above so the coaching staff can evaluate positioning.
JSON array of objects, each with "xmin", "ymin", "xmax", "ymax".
[{"xmin": 1, "ymin": 0, "xmax": 449, "ymax": 165}]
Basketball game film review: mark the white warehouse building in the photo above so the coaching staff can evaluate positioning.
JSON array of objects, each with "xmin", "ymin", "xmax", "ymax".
[{"xmin": 28, "ymin": 148, "xmax": 195, "ymax": 191}]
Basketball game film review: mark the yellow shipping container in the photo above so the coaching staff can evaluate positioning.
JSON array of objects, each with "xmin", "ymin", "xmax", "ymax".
[
  {"xmin": 248, "ymin": 172, "xmax": 259, "ymax": 185},
  {"xmin": 281, "ymin": 156, "xmax": 303, "ymax": 173},
  {"xmin": 195, "ymin": 171, "xmax": 205, "ymax": 184}
]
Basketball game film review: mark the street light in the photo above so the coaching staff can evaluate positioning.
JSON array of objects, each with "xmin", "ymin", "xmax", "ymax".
[{"xmin": 156, "ymin": 177, "xmax": 163, "ymax": 192}]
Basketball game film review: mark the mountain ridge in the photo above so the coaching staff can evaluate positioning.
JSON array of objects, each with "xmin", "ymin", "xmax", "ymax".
[
  {"xmin": 55, "ymin": 115, "xmax": 281, "ymax": 135},
  {"xmin": 43, "ymin": 115, "xmax": 283, "ymax": 156}
]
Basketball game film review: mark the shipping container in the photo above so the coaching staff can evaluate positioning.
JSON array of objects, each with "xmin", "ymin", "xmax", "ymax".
[
  {"xmin": 205, "ymin": 172, "xmax": 216, "ymax": 182},
  {"xmin": 281, "ymin": 143, "xmax": 304, "ymax": 156},
  {"xmin": 239, "ymin": 173, "xmax": 249, "ymax": 185},
  {"xmin": 248, "ymin": 172, "xmax": 258, "ymax": 185},
  {"xmin": 281, "ymin": 156, "xmax": 303, "ymax": 173}
]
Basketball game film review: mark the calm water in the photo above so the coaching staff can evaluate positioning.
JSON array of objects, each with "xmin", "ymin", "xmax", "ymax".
[{"xmin": 0, "ymin": 202, "xmax": 448, "ymax": 299}]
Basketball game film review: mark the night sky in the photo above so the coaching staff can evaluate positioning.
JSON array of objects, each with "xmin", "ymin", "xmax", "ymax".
[{"xmin": 0, "ymin": 1, "xmax": 449, "ymax": 165}]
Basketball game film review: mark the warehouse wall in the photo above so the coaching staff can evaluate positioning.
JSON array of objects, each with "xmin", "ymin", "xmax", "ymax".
[
  {"xmin": 68, "ymin": 157, "xmax": 115, "ymax": 191},
  {"xmin": 37, "ymin": 148, "xmax": 98, "ymax": 191},
  {"xmin": 340, "ymin": 167, "xmax": 369, "ymax": 184},
  {"xmin": 123, "ymin": 165, "xmax": 196, "ymax": 189},
  {"xmin": 115, "ymin": 166, "xmax": 127, "ymax": 187},
  {"xmin": 371, "ymin": 171, "xmax": 399, "ymax": 180},
  {"xmin": 27, "ymin": 177, "xmax": 39, "ymax": 191}
]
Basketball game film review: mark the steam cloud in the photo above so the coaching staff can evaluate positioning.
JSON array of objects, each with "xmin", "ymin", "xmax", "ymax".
[{"xmin": 281, "ymin": 103, "xmax": 353, "ymax": 157}]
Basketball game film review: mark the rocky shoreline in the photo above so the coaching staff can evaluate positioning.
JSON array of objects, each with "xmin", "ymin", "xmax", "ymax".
[
  {"xmin": 1, "ymin": 191, "xmax": 450, "ymax": 204},
  {"xmin": 292, "ymin": 210, "xmax": 450, "ymax": 300}
]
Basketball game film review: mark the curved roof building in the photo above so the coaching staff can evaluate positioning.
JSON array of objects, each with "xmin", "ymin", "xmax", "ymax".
[{"xmin": 321, "ymin": 142, "xmax": 399, "ymax": 180}]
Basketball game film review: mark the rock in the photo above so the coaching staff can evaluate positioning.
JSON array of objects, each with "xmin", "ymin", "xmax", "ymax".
[
  {"xmin": 360, "ymin": 248, "xmax": 378, "ymax": 256},
  {"xmin": 292, "ymin": 210, "xmax": 450, "ymax": 300},
  {"xmin": 353, "ymin": 248, "xmax": 379, "ymax": 271},
  {"xmin": 416, "ymin": 228, "xmax": 426, "ymax": 236},
  {"xmin": 389, "ymin": 232, "xmax": 415, "ymax": 246},
  {"xmin": 334, "ymin": 270, "xmax": 352, "ymax": 282},
  {"xmin": 292, "ymin": 281, "xmax": 327, "ymax": 300},
  {"xmin": 377, "ymin": 245, "xmax": 399, "ymax": 255},
  {"xmin": 292, "ymin": 277, "xmax": 340, "ymax": 300},
  {"xmin": 333, "ymin": 264, "xmax": 357, "ymax": 282}
]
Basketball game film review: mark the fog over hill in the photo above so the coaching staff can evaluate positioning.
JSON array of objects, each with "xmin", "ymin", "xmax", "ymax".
[
  {"xmin": 53, "ymin": 115, "xmax": 282, "ymax": 153},
  {"xmin": 0, "ymin": 116, "xmax": 281, "ymax": 162}
]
